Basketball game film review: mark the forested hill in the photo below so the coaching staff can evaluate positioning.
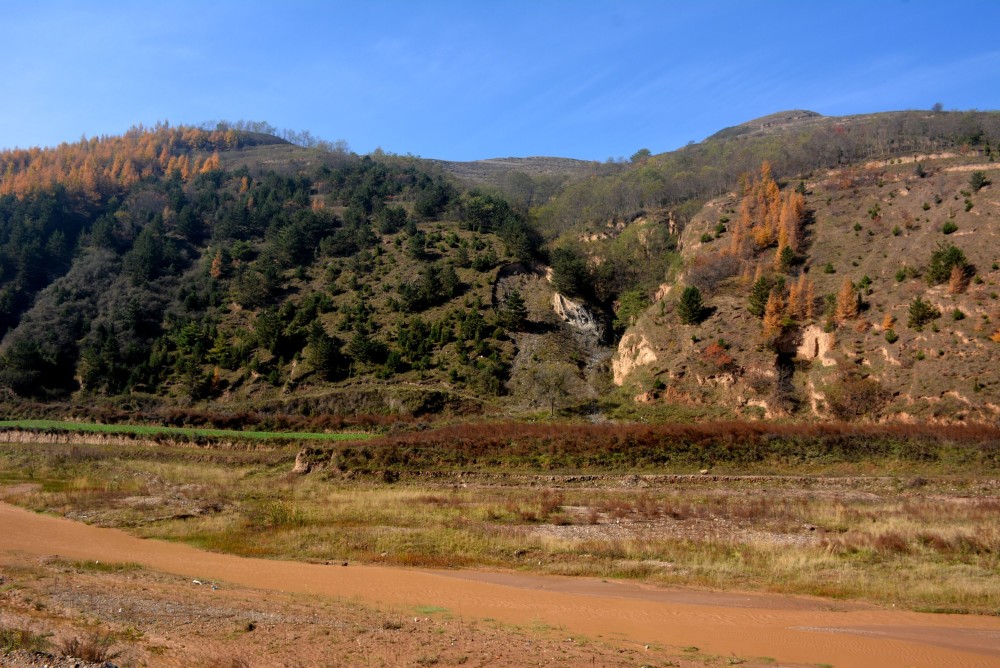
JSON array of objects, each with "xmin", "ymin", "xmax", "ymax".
[{"xmin": 0, "ymin": 124, "xmax": 539, "ymax": 412}]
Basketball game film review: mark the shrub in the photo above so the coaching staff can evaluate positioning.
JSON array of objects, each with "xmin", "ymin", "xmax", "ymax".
[
  {"xmin": 612, "ymin": 289, "xmax": 649, "ymax": 334},
  {"xmin": 884, "ymin": 329, "xmax": 898, "ymax": 343},
  {"xmin": 701, "ymin": 343, "xmax": 735, "ymax": 369},
  {"xmin": 823, "ymin": 262, "xmax": 836, "ymax": 274},
  {"xmin": 948, "ymin": 265, "xmax": 969, "ymax": 294},
  {"xmin": 907, "ymin": 296, "xmax": 941, "ymax": 331},
  {"xmin": 1, "ymin": 626, "xmax": 51, "ymax": 653},
  {"xmin": 700, "ymin": 232, "xmax": 714, "ymax": 243},
  {"xmin": 826, "ymin": 372, "xmax": 891, "ymax": 421},
  {"xmin": 892, "ymin": 226, "xmax": 901, "ymax": 236},
  {"xmin": 926, "ymin": 242, "xmax": 969, "ymax": 285},
  {"xmin": 686, "ymin": 252, "xmax": 741, "ymax": 292},
  {"xmin": 952, "ymin": 308, "xmax": 966, "ymax": 321},
  {"xmin": 969, "ymin": 170, "xmax": 990, "ymax": 192},
  {"xmin": 942, "ymin": 221, "xmax": 958, "ymax": 235},
  {"xmin": 59, "ymin": 633, "xmax": 117, "ymax": 663}
]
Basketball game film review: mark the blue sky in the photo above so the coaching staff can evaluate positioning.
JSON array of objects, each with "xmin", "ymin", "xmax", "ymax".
[{"xmin": 2, "ymin": 1, "xmax": 1000, "ymax": 161}]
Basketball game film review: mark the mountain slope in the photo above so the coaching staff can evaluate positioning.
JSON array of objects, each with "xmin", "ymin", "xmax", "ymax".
[{"xmin": 613, "ymin": 153, "xmax": 1000, "ymax": 422}]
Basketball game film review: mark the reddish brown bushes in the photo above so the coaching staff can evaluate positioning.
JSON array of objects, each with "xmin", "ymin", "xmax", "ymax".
[
  {"xmin": 701, "ymin": 342, "xmax": 735, "ymax": 370},
  {"xmin": 350, "ymin": 419, "xmax": 1000, "ymax": 474}
]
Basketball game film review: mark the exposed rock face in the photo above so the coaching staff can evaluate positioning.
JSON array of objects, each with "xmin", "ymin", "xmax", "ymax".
[
  {"xmin": 292, "ymin": 447, "xmax": 331, "ymax": 475},
  {"xmin": 613, "ymin": 332, "xmax": 658, "ymax": 385},
  {"xmin": 292, "ymin": 449, "xmax": 312, "ymax": 474},
  {"xmin": 795, "ymin": 325, "xmax": 836, "ymax": 366},
  {"xmin": 551, "ymin": 293, "xmax": 603, "ymax": 339}
]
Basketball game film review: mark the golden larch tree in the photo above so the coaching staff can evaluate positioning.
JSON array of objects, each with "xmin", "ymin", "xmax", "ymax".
[
  {"xmin": 210, "ymin": 249, "xmax": 225, "ymax": 279},
  {"xmin": 787, "ymin": 273, "xmax": 808, "ymax": 319},
  {"xmin": 804, "ymin": 276, "xmax": 816, "ymax": 320},
  {"xmin": 835, "ymin": 278, "xmax": 859, "ymax": 322},
  {"xmin": 200, "ymin": 151, "xmax": 221, "ymax": 173},
  {"xmin": 762, "ymin": 288, "xmax": 786, "ymax": 338}
]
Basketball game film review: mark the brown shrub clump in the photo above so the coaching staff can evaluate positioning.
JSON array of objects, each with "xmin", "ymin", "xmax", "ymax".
[
  {"xmin": 701, "ymin": 342, "xmax": 735, "ymax": 370},
  {"xmin": 948, "ymin": 265, "xmax": 969, "ymax": 294}
]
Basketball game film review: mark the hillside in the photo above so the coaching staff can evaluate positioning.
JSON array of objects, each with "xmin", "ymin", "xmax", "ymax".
[
  {"xmin": 0, "ymin": 125, "xmax": 607, "ymax": 418},
  {"xmin": 0, "ymin": 111, "xmax": 999, "ymax": 423},
  {"xmin": 613, "ymin": 154, "xmax": 1000, "ymax": 422}
]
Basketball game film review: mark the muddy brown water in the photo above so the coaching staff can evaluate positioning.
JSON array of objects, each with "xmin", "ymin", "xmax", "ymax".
[{"xmin": 2, "ymin": 502, "xmax": 998, "ymax": 667}]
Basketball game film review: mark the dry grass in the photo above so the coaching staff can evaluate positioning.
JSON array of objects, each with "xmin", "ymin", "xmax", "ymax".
[
  {"xmin": 2, "ymin": 439, "xmax": 998, "ymax": 614},
  {"xmin": 59, "ymin": 632, "xmax": 118, "ymax": 662},
  {"xmin": 0, "ymin": 626, "xmax": 50, "ymax": 654}
]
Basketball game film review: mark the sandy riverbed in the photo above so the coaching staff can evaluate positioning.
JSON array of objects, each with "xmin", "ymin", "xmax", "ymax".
[{"xmin": 2, "ymin": 502, "xmax": 998, "ymax": 667}]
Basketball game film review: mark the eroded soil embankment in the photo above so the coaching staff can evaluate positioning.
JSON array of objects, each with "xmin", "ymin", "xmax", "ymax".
[{"xmin": 2, "ymin": 502, "xmax": 999, "ymax": 668}]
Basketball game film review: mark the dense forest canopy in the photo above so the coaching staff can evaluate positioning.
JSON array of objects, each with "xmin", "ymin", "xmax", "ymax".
[{"xmin": 0, "ymin": 123, "xmax": 543, "ymax": 401}]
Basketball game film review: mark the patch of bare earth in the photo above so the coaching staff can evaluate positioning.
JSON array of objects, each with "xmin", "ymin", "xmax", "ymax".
[{"xmin": 0, "ymin": 554, "xmax": 695, "ymax": 668}]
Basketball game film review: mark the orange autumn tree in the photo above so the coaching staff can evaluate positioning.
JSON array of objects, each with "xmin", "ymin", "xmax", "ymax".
[
  {"xmin": 786, "ymin": 272, "xmax": 815, "ymax": 321},
  {"xmin": 774, "ymin": 189, "xmax": 805, "ymax": 270},
  {"xmin": 0, "ymin": 124, "xmax": 249, "ymax": 200},
  {"xmin": 729, "ymin": 161, "xmax": 806, "ymax": 260},
  {"xmin": 835, "ymin": 278, "xmax": 860, "ymax": 322},
  {"xmin": 762, "ymin": 287, "xmax": 787, "ymax": 338}
]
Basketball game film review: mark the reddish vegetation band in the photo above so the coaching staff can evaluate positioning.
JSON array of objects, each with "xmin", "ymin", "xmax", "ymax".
[{"xmin": 309, "ymin": 420, "xmax": 1000, "ymax": 472}]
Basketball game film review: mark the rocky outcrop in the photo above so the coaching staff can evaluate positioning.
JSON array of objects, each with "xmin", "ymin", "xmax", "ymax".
[
  {"xmin": 795, "ymin": 325, "xmax": 836, "ymax": 366},
  {"xmin": 551, "ymin": 293, "xmax": 603, "ymax": 339},
  {"xmin": 612, "ymin": 332, "xmax": 658, "ymax": 385},
  {"xmin": 292, "ymin": 449, "xmax": 312, "ymax": 474}
]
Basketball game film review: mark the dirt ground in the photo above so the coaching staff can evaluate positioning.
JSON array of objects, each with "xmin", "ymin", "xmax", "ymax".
[
  {"xmin": 2, "ymin": 502, "xmax": 999, "ymax": 668},
  {"xmin": 1, "ymin": 552, "xmax": 681, "ymax": 668}
]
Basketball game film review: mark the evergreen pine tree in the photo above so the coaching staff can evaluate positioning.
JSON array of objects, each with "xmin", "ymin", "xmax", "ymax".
[
  {"xmin": 498, "ymin": 289, "xmax": 528, "ymax": 331},
  {"xmin": 677, "ymin": 286, "xmax": 706, "ymax": 325},
  {"xmin": 747, "ymin": 275, "xmax": 773, "ymax": 318}
]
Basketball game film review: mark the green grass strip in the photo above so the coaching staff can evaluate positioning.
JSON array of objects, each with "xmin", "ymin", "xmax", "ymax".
[{"xmin": 0, "ymin": 419, "xmax": 372, "ymax": 441}]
